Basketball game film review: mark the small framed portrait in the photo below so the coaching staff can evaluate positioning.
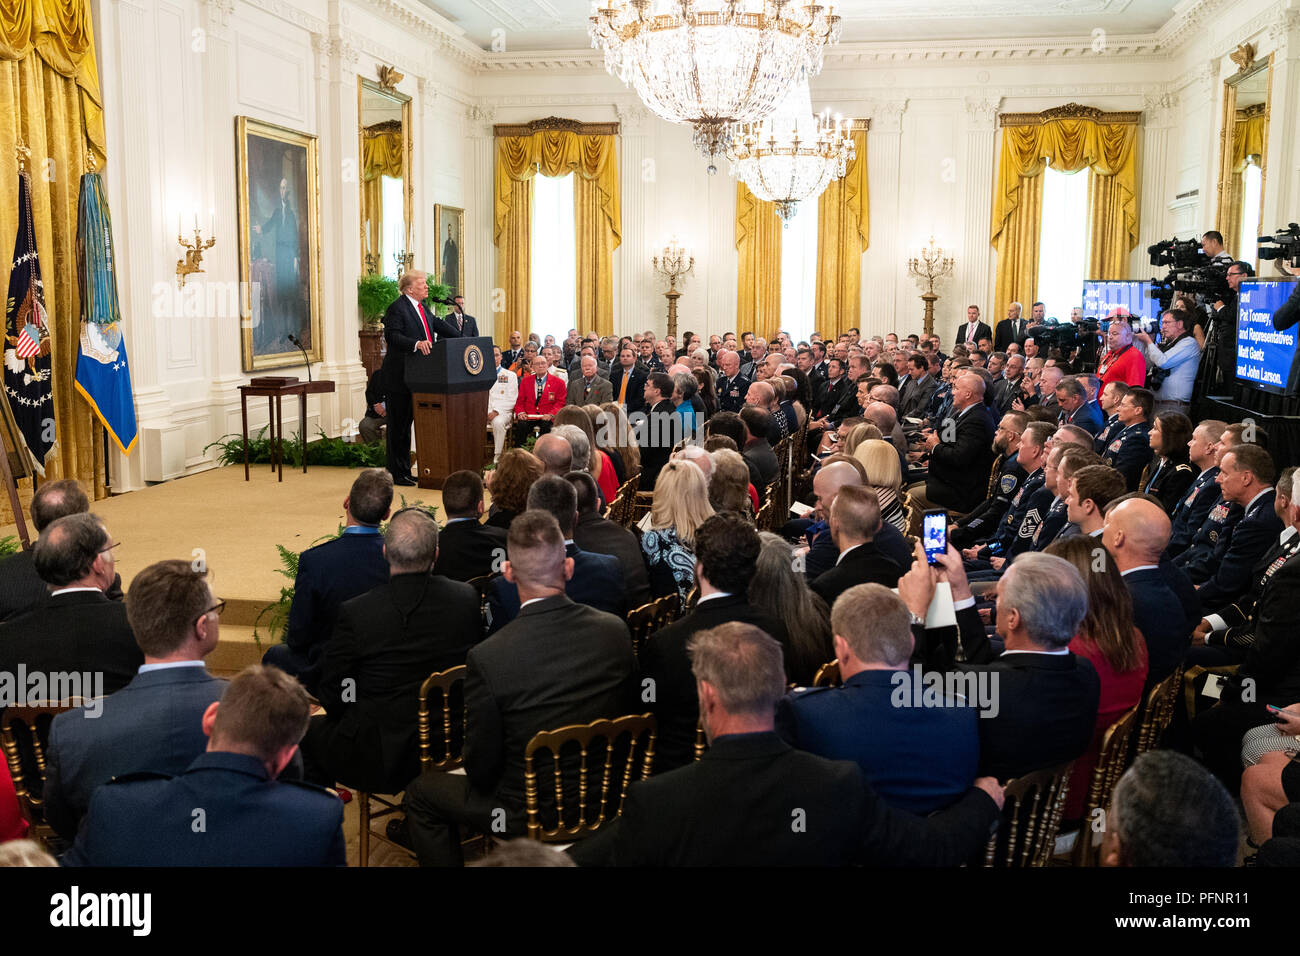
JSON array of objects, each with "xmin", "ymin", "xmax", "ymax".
[
  {"xmin": 236, "ymin": 116, "xmax": 322, "ymax": 371},
  {"xmin": 434, "ymin": 204, "xmax": 465, "ymax": 297}
]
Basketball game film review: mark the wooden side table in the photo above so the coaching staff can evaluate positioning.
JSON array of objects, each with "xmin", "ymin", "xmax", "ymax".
[{"xmin": 239, "ymin": 378, "xmax": 336, "ymax": 481}]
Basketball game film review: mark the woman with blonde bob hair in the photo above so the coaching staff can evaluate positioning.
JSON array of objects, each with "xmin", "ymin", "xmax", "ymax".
[
  {"xmin": 841, "ymin": 422, "xmax": 883, "ymax": 458},
  {"xmin": 641, "ymin": 459, "xmax": 714, "ymax": 603},
  {"xmin": 854, "ymin": 438, "xmax": 906, "ymax": 533}
]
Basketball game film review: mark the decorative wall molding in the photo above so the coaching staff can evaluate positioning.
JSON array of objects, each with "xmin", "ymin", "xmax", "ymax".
[
  {"xmin": 466, "ymin": 104, "xmax": 498, "ymax": 138},
  {"xmin": 999, "ymin": 102, "xmax": 1142, "ymax": 125},
  {"xmin": 360, "ymin": 0, "xmax": 483, "ymax": 69},
  {"xmin": 964, "ymin": 97, "xmax": 1002, "ymax": 130},
  {"xmin": 239, "ymin": 0, "xmax": 327, "ymax": 35},
  {"xmin": 493, "ymin": 117, "xmax": 620, "ymax": 137}
]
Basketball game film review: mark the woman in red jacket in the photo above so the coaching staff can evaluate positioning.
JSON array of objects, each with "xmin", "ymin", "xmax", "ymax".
[{"xmin": 1047, "ymin": 536, "xmax": 1149, "ymax": 824}]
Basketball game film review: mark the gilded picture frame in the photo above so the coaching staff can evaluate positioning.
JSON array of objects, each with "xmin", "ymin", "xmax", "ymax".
[
  {"xmin": 236, "ymin": 116, "xmax": 323, "ymax": 371},
  {"xmin": 434, "ymin": 204, "xmax": 465, "ymax": 297}
]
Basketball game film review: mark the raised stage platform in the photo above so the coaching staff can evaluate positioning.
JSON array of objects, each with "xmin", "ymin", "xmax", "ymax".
[{"xmin": 0, "ymin": 465, "xmax": 445, "ymax": 680}]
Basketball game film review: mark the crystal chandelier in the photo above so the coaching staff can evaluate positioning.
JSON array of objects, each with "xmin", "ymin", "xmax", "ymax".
[
  {"xmin": 589, "ymin": 0, "xmax": 842, "ymax": 170},
  {"xmin": 727, "ymin": 74, "xmax": 854, "ymax": 222}
]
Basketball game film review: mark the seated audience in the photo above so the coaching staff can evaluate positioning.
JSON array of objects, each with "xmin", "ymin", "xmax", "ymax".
[
  {"xmin": 302, "ymin": 509, "xmax": 483, "ymax": 794},
  {"xmin": 567, "ymin": 471, "xmax": 652, "ymax": 610},
  {"xmin": 739, "ymin": 405, "xmax": 779, "ymax": 490},
  {"xmin": 854, "ymin": 439, "xmax": 907, "ymax": 533},
  {"xmin": 1044, "ymin": 537, "xmax": 1148, "ymax": 822},
  {"xmin": 489, "ymin": 475, "xmax": 625, "ymax": 631},
  {"xmin": 533, "ymin": 431, "xmax": 574, "ymax": 477},
  {"xmin": 484, "ymin": 448, "xmax": 543, "ymax": 530},
  {"xmin": 0, "ymin": 479, "xmax": 122, "ymax": 622},
  {"xmin": 642, "ymin": 515, "xmax": 785, "ymax": 772},
  {"xmin": 706, "ymin": 447, "xmax": 756, "ymax": 517},
  {"xmin": 750, "ymin": 532, "xmax": 833, "ymax": 686},
  {"xmin": 809, "ymin": 485, "xmax": 903, "ymax": 608},
  {"xmin": 904, "ymin": 548, "xmax": 1100, "ymax": 781},
  {"xmin": 916, "ymin": 372, "xmax": 996, "ymax": 515},
  {"xmin": 261, "ymin": 469, "xmax": 392, "ymax": 691},
  {"xmin": 0, "ymin": 513, "xmax": 141, "ymax": 697},
  {"xmin": 641, "ymin": 460, "xmax": 714, "ymax": 604},
  {"xmin": 1139, "ymin": 412, "xmax": 1196, "ymax": 513},
  {"xmin": 1169, "ymin": 419, "xmax": 1228, "ymax": 554},
  {"xmin": 1099, "ymin": 387, "xmax": 1155, "ymax": 491},
  {"xmin": 43, "ymin": 559, "xmax": 227, "ymax": 840},
  {"xmin": 578, "ymin": 623, "xmax": 1003, "ymax": 866},
  {"xmin": 403, "ymin": 511, "xmax": 635, "ymax": 865},
  {"xmin": 554, "ymin": 406, "xmax": 618, "ymax": 503},
  {"xmin": 1101, "ymin": 751, "xmax": 1239, "ymax": 867},
  {"xmin": 432, "ymin": 470, "xmax": 507, "ymax": 582},
  {"xmin": 779, "ymin": 583, "xmax": 979, "ymax": 814},
  {"xmin": 64, "ymin": 665, "xmax": 345, "ymax": 866},
  {"xmin": 637, "ymin": 371, "xmax": 677, "ymax": 491},
  {"xmin": 597, "ymin": 402, "xmax": 641, "ymax": 479}
]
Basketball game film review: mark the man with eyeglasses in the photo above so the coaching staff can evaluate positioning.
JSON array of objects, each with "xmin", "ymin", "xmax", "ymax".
[
  {"xmin": 42, "ymin": 559, "xmax": 230, "ymax": 842},
  {"xmin": 1206, "ymin": 261, "xmax": 1254, "ymax": 391},
  {"xmin": 0, "ymin": 512, "xmax": 141, "ymax": 697},
  {"xmin": 1135, "ymin": 308, "xmax": 1202, "ymax": 415}
]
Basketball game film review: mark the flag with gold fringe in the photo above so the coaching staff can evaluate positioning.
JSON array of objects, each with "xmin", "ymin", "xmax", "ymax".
[
  {"xmin": 4, "ymin": 169, "xmax": 55, "ymax": 475},
  {"xmin": 75, "ymin": 170, "xmax": 137, "ymax": 455}
]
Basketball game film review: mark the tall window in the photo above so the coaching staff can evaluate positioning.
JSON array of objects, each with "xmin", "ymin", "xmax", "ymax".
[
  {"xmin": 380, "ymin": 176, "xmax": 404, "ymax": 280},
  {"xmin": 1035, "ymin": 163, "xmax": 1090, "ymax": 321},
  {"xmin": 530, "ymin": 172, "xmax": 576, "ymax": 340},
  {"xmin": 779, "ymin": 201, "xmax": 818, "ymax": 342},
  {"xmin": 1240, "ymin": 160, "xmax": 1263, "ymax": 270}
]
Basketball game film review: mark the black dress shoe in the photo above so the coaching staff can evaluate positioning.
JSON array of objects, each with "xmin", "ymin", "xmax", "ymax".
[{"xmin": 393, "ymin": 474, "xmax": 417, "ymax": 486}]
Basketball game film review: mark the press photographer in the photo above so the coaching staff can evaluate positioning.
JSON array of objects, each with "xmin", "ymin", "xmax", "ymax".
[{"xmin": 1135, "ymin": 308, "xmax": 1202, "ymax": 416}]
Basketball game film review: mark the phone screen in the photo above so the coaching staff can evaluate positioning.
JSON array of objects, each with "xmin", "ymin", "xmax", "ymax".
[{"xmin": 923, "ymin": 510, "xmax": 947, "ymax": 565}]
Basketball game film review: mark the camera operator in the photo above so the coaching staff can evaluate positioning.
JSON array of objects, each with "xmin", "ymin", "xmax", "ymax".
[
  {"xmin": 1201, "ymin": 231, "xmax": 1234, "ymax": 267},
  {"xmin": 1135, "ymin": 308, "xmax": 1201, "ymax": 416},
  {"xmin": 1204, "ymin": 261, "xmax": 1253, "ymax": 390},
  {"xmin": 1096, "ymin": 311, "xmax": 1148, "ymax": 388}
]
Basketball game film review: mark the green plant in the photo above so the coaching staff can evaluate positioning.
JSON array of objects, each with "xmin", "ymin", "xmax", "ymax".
[
  {"xmin": 205, "ymin": 429, "xmax": 386, "ymax": 468},
  {"xmin": 422, "ymin": 278, "xmax": 453, "ymax": 317},
  {"xmin": 357, "ymin": 273, "xmax": 399, "ymax": 327},
  {"xmin": 0, "ymin": 536, "xmax": 18, "ymax": 557}
]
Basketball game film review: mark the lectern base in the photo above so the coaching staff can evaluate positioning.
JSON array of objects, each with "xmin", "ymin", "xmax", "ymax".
[{"xmin": 413, "ymin": 391, "xmax": 488, "ymax": 489}]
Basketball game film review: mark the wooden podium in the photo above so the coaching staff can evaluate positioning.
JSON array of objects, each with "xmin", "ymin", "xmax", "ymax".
[{"xmin": 408, "ymin": 337, "xmax": 494, "ymax": 489}]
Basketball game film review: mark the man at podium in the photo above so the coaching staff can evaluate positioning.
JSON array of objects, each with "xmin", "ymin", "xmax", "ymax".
[{"xmin": 383, "ymin": 271, "xmax": 463, "ymax": 486}]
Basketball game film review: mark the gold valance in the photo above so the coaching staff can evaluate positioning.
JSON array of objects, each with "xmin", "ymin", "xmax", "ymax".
[
  {"xmin": 1, "ymin": 0, "xmax": 105, "ymax": 162},
  {"xmin": 362, "ymin": 126, "xmax": 403, "ymax": 181}
]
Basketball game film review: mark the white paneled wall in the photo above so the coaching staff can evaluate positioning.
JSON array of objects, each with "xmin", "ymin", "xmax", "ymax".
[{"xmin": 91, "ymin": 0, "xmax": 1300, "ymax": 490}]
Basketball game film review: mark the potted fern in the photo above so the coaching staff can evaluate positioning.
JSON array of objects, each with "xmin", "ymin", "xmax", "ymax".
[{"xmin": 357, "ymin": 273, "xmax": 398, "ymax": 376}]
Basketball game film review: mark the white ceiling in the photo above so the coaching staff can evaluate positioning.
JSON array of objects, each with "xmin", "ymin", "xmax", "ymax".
[{"xmin": 414, "ymin": 0, "xmax": 1181, "ymax": 53}]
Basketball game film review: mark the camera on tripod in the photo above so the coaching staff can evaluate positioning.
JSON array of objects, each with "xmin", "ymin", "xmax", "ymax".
[
  {"xmin": 1258, "ymin": 223, "xmax": 1300, "ymax": 268},
  {"xmin": 1145, "ymin": 235, "xmax": 1230, "ymax": 310}
]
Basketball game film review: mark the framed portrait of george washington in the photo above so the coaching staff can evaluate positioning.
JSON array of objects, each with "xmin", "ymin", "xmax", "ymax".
[{"xmin": 236, "ymin": 116, "xmax": 322, "ymax": 371}]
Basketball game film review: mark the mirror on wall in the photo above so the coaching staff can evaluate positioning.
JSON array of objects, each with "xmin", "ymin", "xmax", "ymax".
[
  {"xmin": 1216, "ymin": 48, "xmax": 1272, "ymax": 270},
  {"xmin": 358, "ymin": 75, "xmax": 412, "ymax": 279}
]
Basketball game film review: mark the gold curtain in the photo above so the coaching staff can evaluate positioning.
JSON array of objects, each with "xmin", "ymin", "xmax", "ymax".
[
  {"xmin": 0, "ymin": 0, "xmax": 108, "ymax": 524},
  {"xmin": 991, "ymin": 110, "xmax": 1140, "ymax": 316},
  {"xmin": 1221, "ymin": 112, "xmax": 1267, "ymax": 254},
  {"xmin": 735, "ymin": 182, "xmax": 782, "ymax": 341},
  {"xmin": 494, "ymin": 127, "xmax": 620, "ymax": 341},
  {"xmin": 360, "ymin": 128, "xmax": 402, "ymax": 264},
  {"xmin": 815, "ymin": 127, "xmax": 869, "ymax": 341}
]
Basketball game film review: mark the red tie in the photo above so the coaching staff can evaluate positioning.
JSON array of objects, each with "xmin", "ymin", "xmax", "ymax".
[{"xmin": 416, "ymin": 302, "xmax": 432, "ymax": 341}]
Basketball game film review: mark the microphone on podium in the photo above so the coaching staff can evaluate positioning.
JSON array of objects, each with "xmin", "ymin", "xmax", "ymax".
[{"xmin": 288, "ymin": 334, "xmax": 312, "ymax": 383}]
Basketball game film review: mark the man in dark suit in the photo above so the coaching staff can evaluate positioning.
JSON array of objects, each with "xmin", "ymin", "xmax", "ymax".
[
  {"xmin": 302, "ymin": 510, "xmax": 482, "ymax": 795},
  {"xmin": 0, "ymin": 479, "xmax": 122, "ymax": 622},
  {"xmin": 500, "ymin": 329, "xmax": 524, "ymax": 371},
  {"xmin": 63, "ymin": 666, "xmax": 345, "ymax": 866},
  {"xmin": 1103, "ymin": 498, "xmax": 1189, "ymax": 685},
  {"xmin": 714, "ymin": 349, "xmax": 751, "ymax": 414},
  {"xmin": 898, "ymin": 354, "xmax": 940, "ymax": 421},
  {"xmin": 382, "ymin": 271, "xmax": 462, "ymax": 486},
  {"xmin": 642, "ymin": 515, "xmax": 786, "ymax": 771},
  {"xmin": 909, "ymin": 548, "xmax": 1100, "ymax": 781},
  {"xmin": 637, "ymin": 372, "xmax": 676, "ymax": 491},
  {"xmin": 956, "ymin": 304, "xmax": 993, "ymax": 348},
  {"xmin": 445, "ymin": 295, "xmax": 478, "ymax": 337},
  {"xmin": 1190, "ymin": 444, "xmax": 1283, "ymax": 612},
  {"xmin": 994, "ymin": 304, "xmax": 1032, "ymax": 353},
  {"xmin": 403, "ymin": 510, "xmax": 636, "ymax": 865},
  {"xmin": 358, "ymin": 366, "xmax": 387, "ymax": 445},
  {"xmin": 432, "ymin": 470, "xmax": 506, "ymax": 582},
  {"xmin": 739, "ymin": 406, "xmax": 779, "ymax": 492},
  {"xmin": 813, "ymin": 358, "xmax": 851, "ymax": 420},
  {"xmin": 1056, "ymin": 376, "xmax": 1104, "ymax": 435},
  {"xmin": 574, "ymin": 622, "xmax": 1003, "ymax": 866},
  {"xmin": 566, "ymin": 354, "xmax": 614, "ymax": 406},
  {"xmin": 43, "ymin": 560, "xmax": 226, "ymax": 840},
  {"xmin": 780, "ymin": 584, "xmax": 980, "ymax": 814},
  {"xmin": 0, "ymin": 514, "xmax": 140, "ymax": 697},
  {"xmin": 608, "ymin": 345, "xmax": 647, "ymax": 415},
  {"xmin": 567, "ymin": 471, "xmax": 651, "ymax": 610},
  {"xmin": 810, "ymin": 486, "xmax": 903, "ymax": 608},
  {"xmin": 262, "ymin": 469, "xmax": 392, "ymax": 693},
  {"xmin": 918, "ymin": 372, "xmax": 997, "ymax": 514},
  {"xmin": 950, "ymin": 411, "xmax": 1028, "ymax": 549},
  {"xmin": 487, "ymin": 476, "xmax": 626, "ymax": 633}
]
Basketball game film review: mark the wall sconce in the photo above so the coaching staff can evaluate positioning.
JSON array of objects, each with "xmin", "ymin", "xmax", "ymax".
[{"xmin": 176, "ymin": 210, "xmax": 216, "ymax": 288}]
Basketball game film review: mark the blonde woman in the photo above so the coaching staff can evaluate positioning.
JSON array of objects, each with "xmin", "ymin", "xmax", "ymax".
[
  {"xmin": 641, "ymin": 459, "xmax": 714, "ymax": 603},
  {"xmin": 841, "ymin": 422, "xmax": 883, "ymax": 458},
  {"xmin": 598, "ymin": 401, "xmax": 641, "ymax": 478},
  {"xmin": 854, "ymin": 438, "xmax": 907, "ymax": 533}
]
